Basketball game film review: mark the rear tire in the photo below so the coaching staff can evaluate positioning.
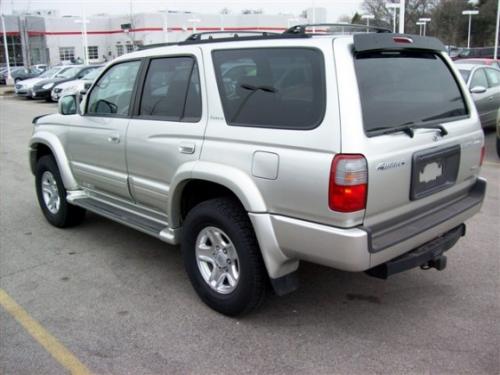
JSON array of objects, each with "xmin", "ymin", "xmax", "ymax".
[
  {"xmin": 181, "ymin": 198, "xmax": 266, "ymax": 316},
  {"xmin": 35, "ymin": 155, "xmax": 86, "ymax": 228}
]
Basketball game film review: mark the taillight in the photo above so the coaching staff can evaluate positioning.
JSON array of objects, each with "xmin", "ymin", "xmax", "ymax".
[
  {"xmin": 480, "ymin": 145, "xmax": 485, "ymax": 166},
  {"xmin": 329, "ymin": 154, "xmax": 368, "ymax": 212}
]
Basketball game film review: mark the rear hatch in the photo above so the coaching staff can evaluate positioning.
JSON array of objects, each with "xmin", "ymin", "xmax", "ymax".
[{"xmin": 334, "ymin": 34, "xmax": 484, "ymax": 229}]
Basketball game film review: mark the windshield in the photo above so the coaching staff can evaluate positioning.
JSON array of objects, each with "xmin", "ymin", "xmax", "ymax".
[
  {"xmin": 82, "ymin": 67, "xmax": 102, "ymax": 80},
  {"xmin": 57, "ymin": 67, "xmax": 80, "ymax": 78},
  {"xmin": 39, "ymin": 67, "xmax": 62, "ymax": 78},
  {"xmin": 354, "ymin": 51, "xmax": 468, "ymax": 133}
]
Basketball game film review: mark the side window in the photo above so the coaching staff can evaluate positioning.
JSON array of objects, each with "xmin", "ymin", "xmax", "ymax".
[
  {"xmin": 485, "ymin": 68, "xmax": 500, "ymax": 88},
  {"xmin": 139, "ymin": 57, "xmax": 201, "ymax": 122},
  {"xmin": 470, "ymin": 69, "xmax": 488, "ymax": 89},
  {"xmin": 87, "ymin": 60, "xmax": 141, "ymax": 116},
  {"xmin": 212, "ymin": 48, "xmax": 325, "ymax": 130}
]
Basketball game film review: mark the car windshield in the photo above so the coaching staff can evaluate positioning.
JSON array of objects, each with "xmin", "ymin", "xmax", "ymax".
[
  {"xmin": 82, "ymin": 67, "xmax": 102, "ymax": 80},
  {"xmin": 39, "ymin": 67, "xmax": 63, "ymax": 78},
  {"xmin": 57, "ymin": 67, "xmax": 80, "ymax": 78},
  {"xmin": 459, "ymin": 69, "xmax": 471, "ymax": 82},
  {"xmin": 354, "ymin": 50, "xmax": 468, "ymax": 133}
]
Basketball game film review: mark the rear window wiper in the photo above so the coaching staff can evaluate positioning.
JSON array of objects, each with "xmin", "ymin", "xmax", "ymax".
[{"xmin": 368, "ymin": 122, "xmax": 448, "ymax": 138}]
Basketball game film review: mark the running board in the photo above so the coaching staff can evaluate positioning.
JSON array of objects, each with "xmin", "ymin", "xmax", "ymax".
[{"xmin": 68, "ymin": 195, "xmax": 180, "ymax": 245}]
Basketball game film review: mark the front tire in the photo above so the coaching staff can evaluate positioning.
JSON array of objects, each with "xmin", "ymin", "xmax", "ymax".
[
  {"xmin": 181, "ymin": 198, "xmax": 266, "ymax": 316},
  {"xmin": 35, "ymin": 155, "xmax": 85, "ymax": 228}
]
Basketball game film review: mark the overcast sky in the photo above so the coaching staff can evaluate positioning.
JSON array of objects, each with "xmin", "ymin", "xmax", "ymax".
[{"xmin": 1, "ymin": 0, "xmax": 364, "ymax": 21}]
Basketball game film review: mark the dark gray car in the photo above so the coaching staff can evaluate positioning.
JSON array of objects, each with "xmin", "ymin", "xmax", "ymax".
[{"xmin": 458, "ymin": 64, "xmax": 500, "ymax": 128}]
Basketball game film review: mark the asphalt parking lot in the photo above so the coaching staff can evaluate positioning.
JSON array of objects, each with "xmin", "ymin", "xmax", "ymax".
[{"xmin": 0, "ymin": 95, "xmax": 499, "ymax": 374}]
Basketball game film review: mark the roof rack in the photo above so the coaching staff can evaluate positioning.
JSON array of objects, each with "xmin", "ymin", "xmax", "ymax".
[
  {"xmin": 184, "ymin": 30, "xmax": 280, "ymax": 42},
  {"xmin": 284, "ymin": 23, "xmax": 392, "ymax": 35},
  {"xmin": 179, "ymin": 30, "xmax": 309, "ymax": 45},
  {"xmin": 137, "ymin": 42, "xmax": 178, "ymax": 50}
]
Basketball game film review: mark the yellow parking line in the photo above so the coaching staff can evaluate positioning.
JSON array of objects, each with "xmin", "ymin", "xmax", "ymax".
[
  {"xmin": 483, "ymin": 161, "xmax": 500, "ymax": 167},
  {"xmin": 0, "ymin": 289, "xmax": 92, "ymax": 375}
]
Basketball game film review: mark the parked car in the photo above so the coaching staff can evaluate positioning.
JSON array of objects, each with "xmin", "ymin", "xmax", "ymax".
[
  {"xmin": 51, "ymin": 66, "xmax": 104, "ymax": 102},
  {"xmin": 15, "ymin": 66, "xmax": 74, "ymax": 98},
  {"xmin": 32, "ymin": 65, "xmax": 100, "ymax": 101},
  {"xmin": 457, "ymin": 64, "xmax": 500, "ymax": 128},
  {"xmin": 30, "ymin": 27, "xmax": 486, "ymax": 316},
  {"xmin": 0, "ymin": 67, "xmax": 43, "ymax": 84},
  {"xmin": 455, "ymin": 58, "xmax": 500, "ymax": 69}
]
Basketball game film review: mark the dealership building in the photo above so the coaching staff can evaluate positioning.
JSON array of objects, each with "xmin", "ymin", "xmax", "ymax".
[{"xmin": 0, "ymin": 9, "xmax": 325, "ymax": 67}]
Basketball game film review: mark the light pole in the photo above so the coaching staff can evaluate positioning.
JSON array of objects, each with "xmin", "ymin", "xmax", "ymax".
[
  {"xmin": 462, "ymin": 10, "xmax": 479, "ymax": 49},
  {"xmin": 416, "ymin": 21, "xmax": 425, "ymax": 36},
  {"xmin": 399, "ymin": 0, "xmax": 405, "ymax": 33},
  {"xmin": 188, "ymin": 18, "xmax": 201, "ymax": 34},
  {"xmin": 74, "ymin": 5, "xmax": 90, "ymax": 65},
  {"xmin": 361, "ymin": 14, "xmax": 375, "ymax": 31},
  {"xmin": 494, "ymin": 0, "xmax": 499, "ymax": 60},
  {"xmin": 386, "ymin": 3, "xmax": 400, "ymax": 33},
  {"xmin": 160, "ymin": 11, "xmax": 169, "ymax": 43},
  {"xmin": 418, "ymin": 17, "xmax": 431, "ymax": 36},
  {"xmin": 1, "ymin": 15, "xmax": 13, "ymax": 85}
]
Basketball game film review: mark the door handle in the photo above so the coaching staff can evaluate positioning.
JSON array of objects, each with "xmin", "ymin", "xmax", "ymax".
[
  {"xmin": 107, "ymin": 134, "xmax": 120, "ymax": 143},
  {"xmin": 178, "ymin": 142, "xmax": 195, "ymax": 154},
  {"xmin": 488, "ymin": 96, "xmax": 494, "ymax": 101}
]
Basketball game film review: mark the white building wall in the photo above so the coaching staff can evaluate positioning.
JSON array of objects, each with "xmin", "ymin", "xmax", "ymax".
[{"xmin": 40, "ymin": 11, "xmax": 313, "ymax": 65}]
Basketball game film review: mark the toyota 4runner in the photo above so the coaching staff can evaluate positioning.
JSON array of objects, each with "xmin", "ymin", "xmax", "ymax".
[{"xmin": 29, "ymin": 25, "xmax": 487, "ymax": 316}]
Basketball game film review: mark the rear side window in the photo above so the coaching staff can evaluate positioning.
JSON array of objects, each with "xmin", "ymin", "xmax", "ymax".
[
  {"xmin": 139, "ymin": 57, "xmax": 201, "ymax": 122},
  {"xmin": 212, "ymin": 48, "xmax": 325, "ymax": 130},
  {"xmin": 354, "ymin": 51, "xmax": 468, "ymax": 133}
]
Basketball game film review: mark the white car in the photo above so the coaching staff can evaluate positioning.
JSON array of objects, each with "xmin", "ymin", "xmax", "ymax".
[
  {"xmin": 51, "ymin": 66, "xmax": 103, "ymax": 102},
  {"xmin": 15, "ymin": 66, "xmax": 73, "ymax": 98}
]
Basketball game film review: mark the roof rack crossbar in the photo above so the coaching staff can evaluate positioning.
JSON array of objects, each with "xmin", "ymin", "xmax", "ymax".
[{"xmin": 284, "ymin": 23, "xmax": 392, "ymax": 35}]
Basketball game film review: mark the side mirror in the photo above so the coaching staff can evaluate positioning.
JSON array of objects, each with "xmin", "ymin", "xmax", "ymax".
[
  {"xmin": 58, "ymin": 94, "xmax": 80, "ymax": 115},
  {"xmin": 470, "ymin": 86, "xmax": 487, "ymax": 94}
]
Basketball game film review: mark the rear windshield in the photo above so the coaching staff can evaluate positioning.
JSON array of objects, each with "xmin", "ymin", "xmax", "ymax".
[
  {"xmin": 354, "ymin": 51, "xmax": 468, "ymax": 133},
  {"xmin": 212, "ymin": 48, "xmax": 325, "ymax": 130}
]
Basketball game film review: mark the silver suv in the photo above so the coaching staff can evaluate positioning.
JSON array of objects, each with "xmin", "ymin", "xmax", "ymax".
[{"xmin": 29, "ymin": 25, "xmax": 487, "ymax": 316}]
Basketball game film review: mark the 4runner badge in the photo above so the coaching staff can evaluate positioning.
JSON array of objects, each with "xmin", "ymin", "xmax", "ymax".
[{"xmin": 376, "ymin": 160, "xmax": 406, "ymax": 171}]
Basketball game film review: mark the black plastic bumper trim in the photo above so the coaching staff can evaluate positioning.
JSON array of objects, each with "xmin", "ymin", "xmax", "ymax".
[
  {"xmin": 366, "ymin": 224, "xmax": 465, "ymax": 279},
  {"xmin": 363, "ymin": 178, "xmax": 486, "ymax": 253}
]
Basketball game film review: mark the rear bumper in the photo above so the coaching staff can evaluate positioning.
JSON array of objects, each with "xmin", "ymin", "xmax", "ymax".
[{"xmin": 251, "ymin": 178, "xmax": 486, "ymax": 278}]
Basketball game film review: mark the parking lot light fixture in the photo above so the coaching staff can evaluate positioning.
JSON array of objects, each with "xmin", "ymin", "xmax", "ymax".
[
  {"xmin": 361, "ymin": 14, "xmax": 375, "ymax": 31},
  {"xmin": 386, "ymin": 3, "xmax": 400, "ymax": 33},
  {"xmin": 462, "ymin": 10, "xmax": 479, "ymax": 49},
  {"xmin": 416, "ymin": 21, "xmax": 425, "ymax": 36},
  {"xmin": 188, "ymin": 18, "xmax": 201, "ymax": 34},
  {"xmin": 418, "ymin": 17, "xmax": 431, "ymax": 36}
]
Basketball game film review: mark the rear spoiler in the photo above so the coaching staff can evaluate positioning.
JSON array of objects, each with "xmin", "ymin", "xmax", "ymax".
[{"xmin": 353, "ymin": 33, "xmax": 446, "ymax": 53}]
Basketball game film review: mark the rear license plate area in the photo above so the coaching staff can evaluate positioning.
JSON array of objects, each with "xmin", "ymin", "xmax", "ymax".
[{"xmin": 410, "ymin": 145, "xmax": 460, "ymax": 200}]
